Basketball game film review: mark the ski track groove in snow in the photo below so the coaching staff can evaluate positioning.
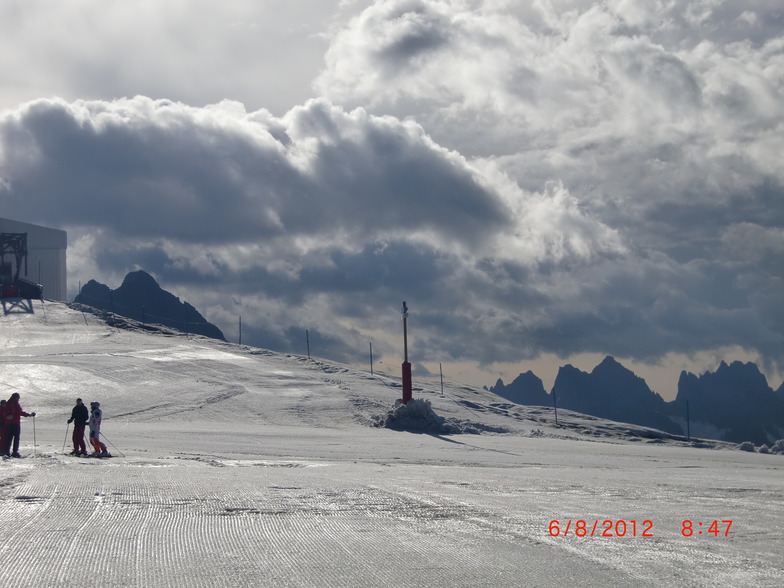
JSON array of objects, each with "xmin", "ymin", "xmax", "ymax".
[{"xmin": 0, "ymin": 458, "xmax": 646, "ymax": 587}]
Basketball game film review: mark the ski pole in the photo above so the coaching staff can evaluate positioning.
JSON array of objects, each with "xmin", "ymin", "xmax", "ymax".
[
  {"xmin": 99, "ymin": 432, "xmax": 125, "ymax": 457},
  {"xmin": 33, "ymin": 415, "xmax": 37, "ymax": 457},
  {"xmin": 63, "ymin": 422, "xmax": 70, "ymax": 453}
]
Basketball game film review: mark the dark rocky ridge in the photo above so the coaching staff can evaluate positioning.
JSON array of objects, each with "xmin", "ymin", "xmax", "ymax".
[
  {"xmin": 491, "ymin": 356, "xmax": 784, "ymax": 445},
  {"xmin": 74, "ymin": 270, "xmax": 225, "ymax": 341}
]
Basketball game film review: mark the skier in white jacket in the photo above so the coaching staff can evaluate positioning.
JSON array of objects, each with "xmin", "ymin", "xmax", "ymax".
[{"xmin": 89, "ymin": 402, "xmax": 110, "ymax": 457}]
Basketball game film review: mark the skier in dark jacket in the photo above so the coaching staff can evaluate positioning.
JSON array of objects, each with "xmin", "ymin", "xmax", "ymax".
[
  {"xmin": 67, "ymin": 398, "xmax": 89, "ymax": 456},
  {"xmin": 3, "ymin": 393, "xmax": 36, "ymax": 458}
]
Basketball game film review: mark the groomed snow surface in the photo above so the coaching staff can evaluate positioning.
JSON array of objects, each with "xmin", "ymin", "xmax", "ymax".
[{"xmin": 0, "ymin": 300, "xmax": 781, "ymax": 587}]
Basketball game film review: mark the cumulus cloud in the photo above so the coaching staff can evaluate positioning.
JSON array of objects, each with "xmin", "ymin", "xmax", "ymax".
[
  {"xmin": 1, "ymin": 96, "xmax": 593, "ymax": 256},
  {"xmin": 316, "ymin": 1, "xmax": 784, "ymax": 171}
]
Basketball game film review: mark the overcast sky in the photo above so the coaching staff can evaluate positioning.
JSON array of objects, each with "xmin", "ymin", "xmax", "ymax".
[{"xmin": 1, "ymin": 0, "xmax": 782, "ymax": 398}]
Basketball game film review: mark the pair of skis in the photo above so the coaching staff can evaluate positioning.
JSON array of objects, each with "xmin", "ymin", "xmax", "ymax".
[{"xmin": 63, "ymin": 423, "xmax": 124, "ymax": 457}]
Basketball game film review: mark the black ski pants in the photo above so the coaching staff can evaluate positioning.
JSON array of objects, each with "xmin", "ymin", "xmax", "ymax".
[{"xmin": 3, "ymin": 423, "xmax": 21, "ymax": 455}]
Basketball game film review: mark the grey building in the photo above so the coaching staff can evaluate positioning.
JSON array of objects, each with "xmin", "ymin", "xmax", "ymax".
[{"xmin": 0, "ymin": 217, "xmax": 67, "ymax": 301}]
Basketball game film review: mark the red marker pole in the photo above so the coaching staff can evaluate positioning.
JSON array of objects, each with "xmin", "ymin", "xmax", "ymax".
[{"xmin": 401, "ymin": 301, "xmax": 412, "ymax": 404}]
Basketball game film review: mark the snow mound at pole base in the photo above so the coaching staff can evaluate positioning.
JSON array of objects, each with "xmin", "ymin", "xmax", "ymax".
[{"xmin": 373, "ymin": 398, "xmax": 509, "ymax": 435}]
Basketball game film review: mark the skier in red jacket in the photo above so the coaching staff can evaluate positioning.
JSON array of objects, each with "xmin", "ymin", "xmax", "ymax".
[{"xmin": 3, "ymin": 393, "xmax": 36, "ymax": 458}]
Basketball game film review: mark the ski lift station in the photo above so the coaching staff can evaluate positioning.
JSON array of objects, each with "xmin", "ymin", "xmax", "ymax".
[{"xmin": 0, "ymin": 217, "xmax": 67, "ymax": 301}]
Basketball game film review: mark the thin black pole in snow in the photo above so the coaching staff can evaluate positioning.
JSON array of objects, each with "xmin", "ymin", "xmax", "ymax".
[
  {"xmin": 439, "ymin": 363, "xmax": 444, "ymax": 396},
  {"xmin": 403, "ymin": 305, "xmax": 408, "ymax": 364},
  {"xmin": 369, "ymin": 342, "xmax": 374, "ymax": 375},
  {"xmin": 553, "ymin": 392, "xmax": 559, "ymax": 426},
  {"xmin": 306, "ymin": 329, "xmax": 310, "ymax": 359},
  {"xmin": 239, "ymin": 316, "xmax": 242, "ymax": 345},
  {"xmin": 100, "ymin": 432, "xmax": 125, "ymax": 458},
  {"xmin": 686, "ymin": 400, "xmax": 691, "ymax": 443},
  {"xmin": 63, "ymin": 422, "xmax": 70, "ymax": 453}
]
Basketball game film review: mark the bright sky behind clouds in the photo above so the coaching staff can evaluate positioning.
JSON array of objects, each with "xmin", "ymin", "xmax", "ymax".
[{"xmin": 1, "ymin": 0, "xmax": 782, "ymax": 397}]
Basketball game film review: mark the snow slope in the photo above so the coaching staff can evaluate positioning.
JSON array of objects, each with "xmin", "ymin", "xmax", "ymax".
[{"xmin": 0, "ymin": 300, "xmax": 781, "ymax": 587}]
